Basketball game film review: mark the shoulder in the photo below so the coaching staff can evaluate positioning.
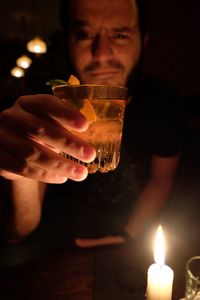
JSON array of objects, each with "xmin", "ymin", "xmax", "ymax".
[{"xmin": 129, "ymin": 73, "xmax": 180, "ymax": 109}]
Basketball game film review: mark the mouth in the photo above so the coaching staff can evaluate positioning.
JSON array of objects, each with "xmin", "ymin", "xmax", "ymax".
[
  {"xmin": 90, "ymin": 71, "xmax": 118, "ymax": 77},
  {"xmin": 85, "ymin": 71, "xmax": 121, "ymax": 84}
]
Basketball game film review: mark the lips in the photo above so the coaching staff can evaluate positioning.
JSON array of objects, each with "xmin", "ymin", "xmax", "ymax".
[
  {"xmin": 88, "ymin": 71, "xmax": 120, "ymax": 84},
  {"xmin": 90, "ymin": 71, "xmax": 118, "ymax": 77}
]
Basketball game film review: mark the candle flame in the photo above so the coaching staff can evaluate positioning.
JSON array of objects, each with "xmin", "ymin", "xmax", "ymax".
[{"xmin": 154, "ymin": 225, "xmax": 165, "ymax": 265}]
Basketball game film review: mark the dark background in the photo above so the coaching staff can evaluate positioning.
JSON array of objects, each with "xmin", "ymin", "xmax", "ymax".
[
  {"xmin": 0, "ymin": 0, "xmax": 200, "ymax": 101},
  {"xmin": 145, "ymin": 0, "xmax": 200, "ymax": 97}
]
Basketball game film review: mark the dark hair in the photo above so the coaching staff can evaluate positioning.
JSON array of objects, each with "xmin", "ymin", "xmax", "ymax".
[
  {"xmin": 135, "ymin": 0, "xmax": 148, "ymax": 40},
  {"xmin": 59, "ymin": 0, "xmax": 148, "ymax": 40}
]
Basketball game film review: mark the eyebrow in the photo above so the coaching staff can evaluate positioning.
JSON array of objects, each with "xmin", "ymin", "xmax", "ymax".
[
  {"xmin": 112, "ymin": 26, "xmax": 135, "ymax": 33},
  {"xmin": 71, "ymin": 20, "xmax": 135, "ymax": 33}
]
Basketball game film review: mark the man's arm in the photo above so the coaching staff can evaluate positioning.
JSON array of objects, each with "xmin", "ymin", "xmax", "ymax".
[
  {"xmin": 0, "ymin": 178, "xmax": 46, "ymax": 243},
  {"xmin": 75, "ymin": 153, "xmax": 181, "ymax": 247},
  {"xmin": 125, "ymin": 153, "xmax": 181, "ymax": 239}
]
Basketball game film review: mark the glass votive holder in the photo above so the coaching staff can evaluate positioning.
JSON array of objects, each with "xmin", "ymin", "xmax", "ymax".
[{"xmin": 185, "ymin": 256, "xmax": 200, "ymax": 299}]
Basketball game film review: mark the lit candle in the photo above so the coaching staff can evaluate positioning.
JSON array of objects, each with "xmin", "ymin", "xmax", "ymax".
[{"xmin": 146, "ymin": 225, "xmax": 174, "ymax": 300}]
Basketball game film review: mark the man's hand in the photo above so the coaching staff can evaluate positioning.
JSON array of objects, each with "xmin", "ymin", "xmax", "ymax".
[
  {"xmin": 0, "ymin": 94, "xmax": 96, "ymax": 183},
  {"xmin": 75, "ymin": 235, "xmax": 125, "ymax": 248}
]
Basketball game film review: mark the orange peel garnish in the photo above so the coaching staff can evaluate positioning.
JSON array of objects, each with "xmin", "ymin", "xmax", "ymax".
[
  {"xmin": 80, "ymin": 99, "xmax": 97, "ymax": 123},
  {"xmin": 68, "ymin": 74, "xmax": 80, "ymax": 85},
  {"xmin": 68, "ymin": 75, "xmax": 96, "ymax": 123},
  {"xmin": 48, "ymin": 74, "xmax": 97, "ymax": 123}
]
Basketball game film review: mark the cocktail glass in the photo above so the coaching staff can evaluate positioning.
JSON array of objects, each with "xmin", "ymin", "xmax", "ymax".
[{"xmin": 53, "ymin": 84, "xmax": 128, "ymax": 174}]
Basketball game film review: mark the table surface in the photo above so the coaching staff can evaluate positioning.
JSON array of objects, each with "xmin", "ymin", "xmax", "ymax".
[
  {"xmin": 0, "ymin": 248, "xmax": 95, "ymax": 300},
  {"xmin": 0, "ymin": 242, "xmax": 193, "ymax": 300}
]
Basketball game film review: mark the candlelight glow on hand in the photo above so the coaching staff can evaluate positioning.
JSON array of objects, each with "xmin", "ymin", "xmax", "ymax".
[{"xmin": 146, "ymin": 225, "xmax": 174, "ymax": 300}]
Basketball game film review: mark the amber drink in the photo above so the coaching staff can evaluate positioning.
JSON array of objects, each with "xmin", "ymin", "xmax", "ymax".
[{"xmin": 53, "ymin": 84, "xmax": 127, "ymax": 174}]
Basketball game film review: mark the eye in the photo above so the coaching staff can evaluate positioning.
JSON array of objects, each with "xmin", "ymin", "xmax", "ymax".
[
  {"xmin": 113, "ymin": 33, "xmax": 129, "ymax": 40},
  {"xmin": 76, "ymin": 31, "xmax": 93, "ymax": 40}
]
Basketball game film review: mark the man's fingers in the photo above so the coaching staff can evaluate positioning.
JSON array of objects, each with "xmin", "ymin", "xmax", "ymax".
[
  {"xmin": 0, "ymin": 145, "xmax": 88, "ymax": 183},
  {"xmin": 18, "ymin": 94, "xmax": 88, "ymax": 132},
  {"xmin": 0, "ymin": 169, "xmax": 25, "ymax": 181}
]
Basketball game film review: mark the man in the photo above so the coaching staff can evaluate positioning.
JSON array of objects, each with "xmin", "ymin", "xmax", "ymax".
[{"xmin": 0, "ymin": 0, "xmax": 181, "ymax": 247}]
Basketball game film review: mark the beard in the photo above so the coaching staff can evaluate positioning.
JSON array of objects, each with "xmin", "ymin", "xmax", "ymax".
[{"xmin": 67, "ymin": 53, "xmax": 143, "ymax": 92}]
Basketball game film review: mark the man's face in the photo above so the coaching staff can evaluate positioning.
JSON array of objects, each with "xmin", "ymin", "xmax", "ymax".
[{"xmin": 68, "ymin": 0, "xmax": 142, "ymax": 86}]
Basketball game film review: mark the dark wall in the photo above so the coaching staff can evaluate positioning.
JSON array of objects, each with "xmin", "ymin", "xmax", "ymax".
[{"xmin": 144, "ymin": 0, "xmax": 200, "ymax": 97}]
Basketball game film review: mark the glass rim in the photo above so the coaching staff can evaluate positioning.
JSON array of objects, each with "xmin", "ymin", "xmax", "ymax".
[
  {"xmin": 53, "ymin": 84, "xmax": 128, "ymax": 100},
  {"xmin": 186, "ymin": 256, "xmax": 200, "ymax": 283}
]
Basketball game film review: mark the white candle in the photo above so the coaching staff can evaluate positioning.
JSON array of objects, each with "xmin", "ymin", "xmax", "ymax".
[{"xmin": 146, "ymin": 225, "xmax": 174, "ymax": 300}]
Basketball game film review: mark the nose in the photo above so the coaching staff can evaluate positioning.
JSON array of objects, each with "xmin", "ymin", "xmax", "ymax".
[{"xmin": 92, "ymin": 34, "xmax": 113, "ymax": 62}]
